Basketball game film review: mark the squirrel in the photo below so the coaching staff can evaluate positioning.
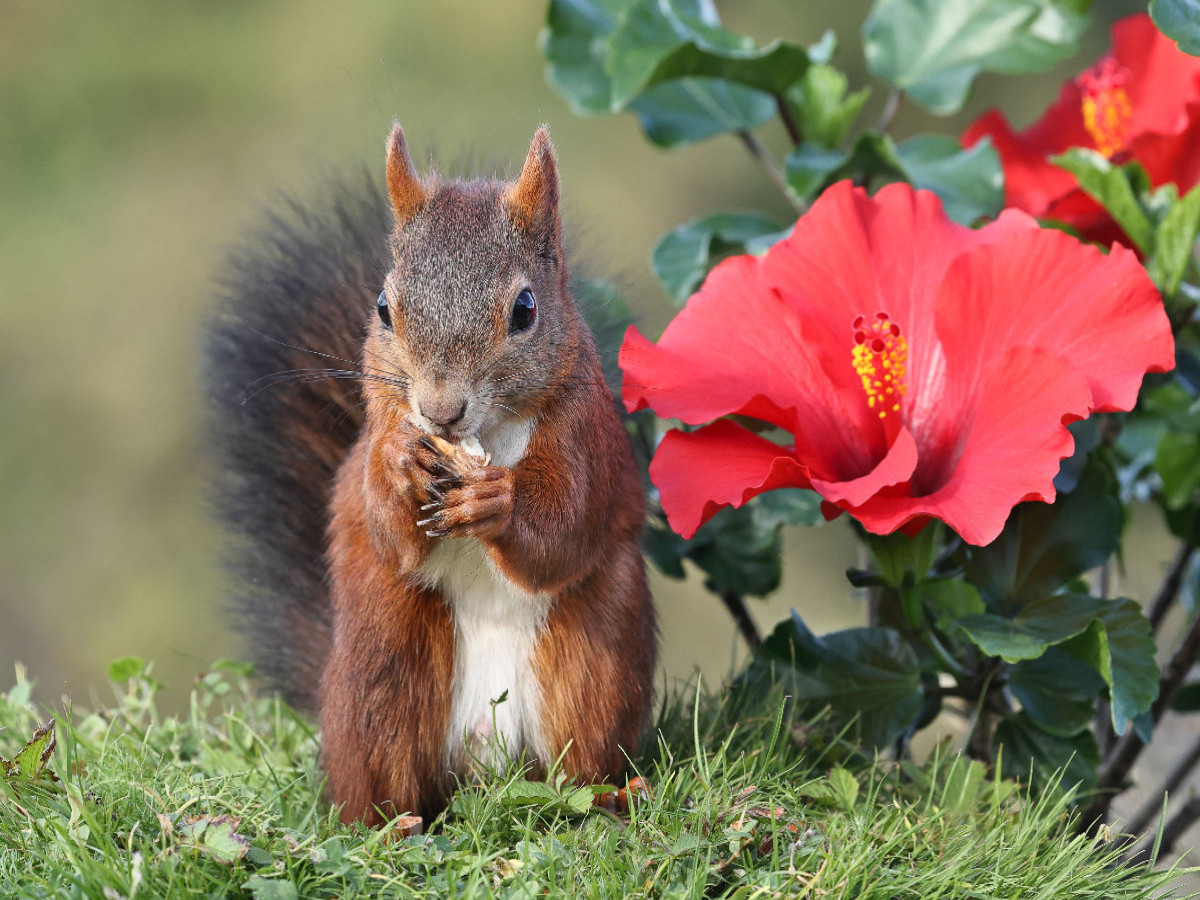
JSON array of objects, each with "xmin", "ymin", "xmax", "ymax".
[{"xmin": 205, "ymin": 123, "xmax": 658, "ymax": 826}]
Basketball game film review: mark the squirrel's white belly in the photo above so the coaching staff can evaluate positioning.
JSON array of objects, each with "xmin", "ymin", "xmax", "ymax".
[
  {"xmin": 416, "ymin": 415, "xmax": 549, "ymax": 772},
  {"xmin": 422, "ymin": 538, "xmax": 552, "ymax": 772}
]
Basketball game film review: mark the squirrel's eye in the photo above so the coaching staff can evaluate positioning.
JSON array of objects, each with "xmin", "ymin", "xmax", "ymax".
[
  {"xmin": 377, "ymin": 290, "xmax": 392, "ymax": 329},
  {"xmin": 510, "ymin": 288, "xmax": 536, "ymax": 333}
]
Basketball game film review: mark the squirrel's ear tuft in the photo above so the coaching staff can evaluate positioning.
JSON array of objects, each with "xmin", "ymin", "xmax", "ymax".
[
  {"xmin": 386, "ymin": 122, "xmax": 426, "ymax": 225},
  {"xmin": 506, "ymin": 127, "xmax": 561, "ymax": 245}
]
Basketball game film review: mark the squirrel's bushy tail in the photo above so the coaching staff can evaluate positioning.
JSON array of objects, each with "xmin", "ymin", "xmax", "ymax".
[{"xmin": 203, "ymin": 175, "xmax": 391, "ymax": 712}]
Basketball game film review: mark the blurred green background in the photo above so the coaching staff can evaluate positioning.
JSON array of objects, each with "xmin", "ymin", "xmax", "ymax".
[{"xmin": 0, "ymin": 0, "xmax": 1163, "ymax": 716}]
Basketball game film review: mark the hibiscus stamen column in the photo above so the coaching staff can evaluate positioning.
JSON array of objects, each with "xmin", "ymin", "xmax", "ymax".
[
  {"xmin": 851, "ymin": 311, "xmax": 908, "ymax": 438},
  {"xmin": 1078, "ymin": 57, "xmax": 1133, "ymax": 158}
]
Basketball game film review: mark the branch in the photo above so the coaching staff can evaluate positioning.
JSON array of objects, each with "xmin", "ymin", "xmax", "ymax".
[
  {"xmin": 736, "ymin": 131, "xmax": 806, "ymax": 214},
  {"xmin": 1147, "ymin": 543, "xmax": 1196, "ymax": 637},
  {"xmin": 876, "ymin": 88, "xmax": 903, "ymax": 135},
  {"xmin": 1125, "ymin": 731, "xmax": 1200, "ymax": 838},
  {"xmin": 775, "ymin": 94, "xmax": 802, "ymax": 146},
  {"xmin": 720, "ymin": 590, "xmax": 762, "ymax": 651}
]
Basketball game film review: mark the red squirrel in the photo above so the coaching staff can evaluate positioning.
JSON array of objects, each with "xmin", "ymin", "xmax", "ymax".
[{"xmin": 205, "ymin": 123, "xmax": 657, "ymax": 825}]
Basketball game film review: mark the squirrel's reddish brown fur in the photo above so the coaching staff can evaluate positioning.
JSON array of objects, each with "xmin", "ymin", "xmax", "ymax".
[{"xmin": 206, "ymin": 124, "xmax": 656, "ymax": 826}]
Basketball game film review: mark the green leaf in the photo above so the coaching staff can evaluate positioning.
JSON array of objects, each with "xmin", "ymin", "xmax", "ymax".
[
  {"xmin": 786, "ymin": 64, "xmax": 871, "ymax": 150},
  {"xmin": 827, "ymin": 766, "xmax": 860, "ymax": 810},
  {"xmin": 1148, "ymin": 181, "xmax": 1200, "ymax": 298},
  {"xmin": 924, "ymin": 580, "xmax": 986, "ymax": 632},
  {"xmin": 1157, "ymin": 431, "xmax": 1200, "ymax": 509},
  {"xmin": 1051, "ymin": 150, "xmax": 1156, "ymax": 252},
  {"xmin": 632, "ymin": 79, "xmax": 777, "ymax": 148},
  {"xmin": 893, "ymin": 134, "xmax": 1003, "ymax": 224},
  {"xmin": 938, "ymin": 757, "xmax": 988, "ymax": 814},
  {"xmin": 751, "ymin": 612, "xmax": 924, "ymax": 748},
  {"xmin": 1008, "ymin": 648, "xmax": 1104, "ymax": 737},
  {"xmin": 175, "ymin": 815, "xmax": 251, "ymax": 865},
  {"xmin": 751, "ymin": 488, "xmax": 824, "ymax": 529},
  {"xmin": 994, "ymin": 711, "xmax": 1099, "ymax": 792},
  {"xmin": 651, "ymin": 211, "xmax": 786, "ymax": 303},
  {"xmin": 956, "ymin": 594, "xmax": 1106, "ymax": 662},
  {"xmin": 687, "ymin": 504, "xmax": 783, "ymax": 597},
  {"xmin": 542, "ymin": 0, "xmax": 628, "ymax": 116},
  {"xmin": 107, "ymin": 656, "xmax": 146, "ymax": 682},
  {"xmin": 541, "ymin": 0, "xmax": 778, "ymax": 148},
  {"xmin": 1151, "ymin": 0, "xmax": 1200, "ymax": 56},
  {"xmin": 606, "ymin": 0, "xmax": 809, "ymax": 110},
  {"xmin": 785, "ymin": 131, "xmax": 904, "ymax": 200},
  {"xmin": 3, "ymin": 719, "xmax": 57, "ymax": 783},
  {"xmin": 784, "ymin": 132, "xmax": 1002, "ymax": 224},
  {"xmin": 863, "ymin": 0, "xmax": 1090, "ymax": 115},
  {"xmin": 244, "ymin": 877, "xmax": 299, "ymax": 900},
  {"xmin": 648, "ymin": 489, "xmax": 819, "ymax": 596},
  {"xmin": 966, "ymin": 459, "xmax": 1121, "ymax": 605},
  {"xmin": 1060, "ymin": 596, "xmax": 1159, "ymax": 730},
  {"xmin": 958, "ymin": 593, "xmax": 1157, "ymax": 731}
]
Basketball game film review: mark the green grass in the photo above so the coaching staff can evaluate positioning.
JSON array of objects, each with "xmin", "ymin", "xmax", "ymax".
[{"xmin": 0, "ymin": 663, "xmax": 1189, "ymax": 899}]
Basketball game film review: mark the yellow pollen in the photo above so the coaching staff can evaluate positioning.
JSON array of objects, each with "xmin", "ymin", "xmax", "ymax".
[
  {"xmin": 851, "ymin": 312, "xmax": 908, "ymax": 419},
  {"xmin": 1078, "ymin": 58, "xmax": 1133, "ymax": 159}
]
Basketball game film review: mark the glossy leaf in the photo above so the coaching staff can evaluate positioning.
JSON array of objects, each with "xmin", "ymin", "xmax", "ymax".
[
  {"xmin": 958, "ymin": 593, "xmax": 1157, "ymax": 730},
  {"xmin": 863, "ymin": 0, "xmax": 1090, "ymax": 115},
  {"xmin": 1148, "ymin": 181, "xmax": 1200, "ymax": 298},
  {"xmin": 1059, "ymin": 596, "xmax": 1160, "ymax": 729},
  {"xmin": 893, "ymin": 134, "xmax": 1003, "ymax": 224},
  {"xmin": 542, "ymin": 0, "xmax": 775, "ymax": 147},
  {"xmin": 1008, "ymin": 648, "xmax": 1105, "ymax": 737},
  {"xmin": 966, "ymin": 460, "xmax": 1121, "ymax": 605},
  {"xmin": 1157, "ymin": 431, "xmax": 1200, "ymax": 510},
  {"xmin": 652, "ymin": 212, "xmax": 786, "ymax": 303},
  {"xmin": 784, "ymin": 132, "xmax": 1003, "ymax": 224},
  {"xmin": 542, "ymin": 0, "xmax": 628, "ymax": 116},
  {"xmin": 1051, "ymin": 150, "xmax": 1156, "ymax": 253},
  {"xmin": 606, "ymin": 0, "xmax": 809, "ymax": 110},
  {"xmin": 956, "ymin": 593, "xmax": 1107, "ymax": 662},
  {"xmin": 1150, "ymin": 0, "xmax": 1200, "ymax": 56},
  {"xmin": 786, "ymin": 64, "xmax": 871, "ymax": 150},
  {"xmin": 752, "ymin": 612, "xmax": 924, "ymax": 748},
  {"xmin": 994, "ymin": 711, "xmax": 1099, "ymax": 791},
  {"xmin": 631, "ymin": 80, "xmax": 777, "ymax": 147}
]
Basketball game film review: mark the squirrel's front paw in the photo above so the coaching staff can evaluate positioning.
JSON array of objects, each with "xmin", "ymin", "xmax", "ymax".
[
  {"xmin": 416, "ymin": 466, "xmax": 514, "ymax": 541},
  {"xmin": 379, "ymin": 426, "xmax": 445, "ymax": 505}
]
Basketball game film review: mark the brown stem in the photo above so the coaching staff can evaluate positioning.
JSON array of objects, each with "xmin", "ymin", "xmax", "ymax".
[
  {"xmin": 736, "ymin": 131, "xmax": 806, "ymax": 213},
  {"xmin": 1147, "ymin": 543, "xmax": 1196, "ymax": 638},
  {"xmin": 1125, "ymin": 731, "xmax": 1200, "ymax": 838},
  {"xmin": 720, "ymin": 590, "xmax": 762, "ymax": 651},
  {"xmin": 776, "ymin": 94, "xmax": 802, "ymax": 146},
  {"xmin": 876, "ymin": 88, "xmax": 903, "ymax": 134}
]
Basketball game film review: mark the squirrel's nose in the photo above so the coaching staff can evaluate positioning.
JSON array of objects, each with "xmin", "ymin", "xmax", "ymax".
[{"xmin": 423, "ymin": 398, "xmax": 467, "ymax": 428}]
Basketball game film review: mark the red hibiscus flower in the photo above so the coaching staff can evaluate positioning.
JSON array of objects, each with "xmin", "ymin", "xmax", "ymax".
[
  {"xmin": 620, "ymin": 181, "xmax": 1173, "ymax": 546},
  {"xmin": 962, "ymin": 13, "xmax": 1200, "ymax": 246}
]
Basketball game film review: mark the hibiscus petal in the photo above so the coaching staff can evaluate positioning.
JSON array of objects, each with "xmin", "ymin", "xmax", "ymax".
[
  {"xmin": 838, "ymin": 346, "xmax": 1093, "ymax": 546},
  {"xmin": 649, "ymin": 420, "xmax": 810, "ymax": 540},
  {"xmin": 810, "ymin": 427, "xmax": 918, "ymax": 509},
  {"xmin": 934, "ymin": 228, "xmax": 1173, "ymax": 415},
  {"xmin": 962, "ymin": 105, "xmax": 1090, "ymax": 217},
  {"xmin": 620, "ymin": 250, "xmax": 877, "ymax": 480},
  {"xmin": 1115, "ymin": 14, "xmax": 1200, "ymax": 137}
]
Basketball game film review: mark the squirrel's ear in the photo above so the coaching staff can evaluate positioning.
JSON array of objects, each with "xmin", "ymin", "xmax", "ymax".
[
  {"xmin": 385, "ymin": 122, "xmax": 426, "ymax": 225},
  {"xmin": 506, "ymin": 127, "xmax": 561, "ymax": 246}
]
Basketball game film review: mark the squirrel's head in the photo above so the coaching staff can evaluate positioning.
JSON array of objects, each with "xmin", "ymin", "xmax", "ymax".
[{"xmin": 364, "ymin": 122, "xmax": 586, "ymax": 440}]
